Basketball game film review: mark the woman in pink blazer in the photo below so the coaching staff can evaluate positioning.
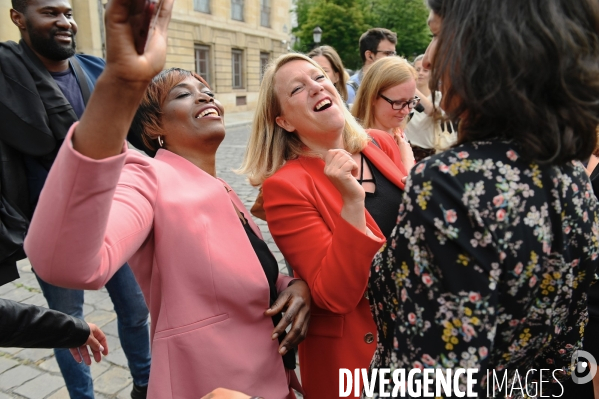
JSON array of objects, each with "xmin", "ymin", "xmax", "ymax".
[
  {"xmin": 24, "ymin": 2, "xmax": 309, "ymax": 398},
  {"xmin": 239, "ymin": 53, "xmax": 409, "ymax": 398}
]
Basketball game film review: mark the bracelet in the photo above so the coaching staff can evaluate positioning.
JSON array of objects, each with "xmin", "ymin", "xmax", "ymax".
[{"xmin": 249, "ymin": 397, "xmax": 264, "ymax": 399}]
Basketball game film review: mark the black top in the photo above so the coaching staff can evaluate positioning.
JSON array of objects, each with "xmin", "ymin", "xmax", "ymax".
[
  {"xmin": 359, "ymin": 154, "xmax": 404, "ymax": 240},
  {"xmin": 357, "ymin": 153, "xmax": 404, "ymax": 372},
  {"xmin": 240, "ymin": 216, "xmax": 296, "ymax": 370}
]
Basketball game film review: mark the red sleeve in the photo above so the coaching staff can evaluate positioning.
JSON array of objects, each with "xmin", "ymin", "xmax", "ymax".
[{"xmin": 367, "ymin": 129, "xmax": 408, "ymax": 176}]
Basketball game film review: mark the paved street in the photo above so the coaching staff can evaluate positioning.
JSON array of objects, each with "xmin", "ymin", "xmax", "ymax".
[{"xmin": 0, "ymin": 114, "xmax": 294, "ymax": 398}]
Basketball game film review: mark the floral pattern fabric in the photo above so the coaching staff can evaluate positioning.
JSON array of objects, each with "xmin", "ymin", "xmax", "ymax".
[{"xmin": 368, "ymin": 140, "xmax": 599, "ymax": 397}]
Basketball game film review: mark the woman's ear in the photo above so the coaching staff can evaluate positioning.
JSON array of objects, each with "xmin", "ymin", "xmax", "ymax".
[{"xmin": 275, "ymin": 115, "xmax": 295, "ymax": 133}]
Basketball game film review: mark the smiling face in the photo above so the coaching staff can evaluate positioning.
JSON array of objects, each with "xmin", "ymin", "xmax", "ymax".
[
  {"xmin": 160, "ymin": 76, "xmax": 226, "ymax": 154},
  {"xmin": 274, "ymin": 59, "xmax": 346, "ymax": 150},
  {"xmin": 373, "ymin": 78, "xmax": 416, "ymax": 133},
  {"xmin": 16, "ymin": 0, "xmax": 77, "ymax": 61}
]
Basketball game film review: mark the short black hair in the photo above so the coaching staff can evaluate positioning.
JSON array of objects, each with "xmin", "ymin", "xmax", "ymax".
[
  {"xmin": 358, "ymin": 28, "xmax": 397, "ymax": 64},
  {"xmin": 11, "ymin": 0, "xmax": 29, "ymax": 13},
  {"xmin": 427, "ymin": 0, "xmax": 599, "ymax": 164}
]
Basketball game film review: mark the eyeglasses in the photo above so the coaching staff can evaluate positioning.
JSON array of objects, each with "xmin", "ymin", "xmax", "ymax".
[
  {"xmin": 379, "ymin": 94, "xmax": 421, "ymax": 111},
  {"xmin": 373, "ymin": 50, "xmax": 397, "ymax": 57}
]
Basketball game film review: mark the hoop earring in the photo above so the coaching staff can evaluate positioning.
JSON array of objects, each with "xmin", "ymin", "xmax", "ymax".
[{"xmin": 157, "ymin": 136, "xmax": 164, "ymax": 147}]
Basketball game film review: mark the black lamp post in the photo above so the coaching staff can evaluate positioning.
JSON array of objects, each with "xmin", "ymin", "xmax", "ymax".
[{"xmin": 313, "ymin": 26, "xmax": 322, "ymax": 48}]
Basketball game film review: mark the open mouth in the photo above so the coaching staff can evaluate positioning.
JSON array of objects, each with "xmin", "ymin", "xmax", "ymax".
[
  {"xmin": 314, "ymin": 98, "xmax": 332, "ymax": 112},
  {"xmin": 196, "ymin": 107, "xmax": 220, "ymax": 118}
]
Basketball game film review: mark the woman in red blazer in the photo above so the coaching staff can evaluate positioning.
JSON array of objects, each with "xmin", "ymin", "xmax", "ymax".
[{"xmin": 239, "ymin": 53, "xmax": 410, "ymax": 398}]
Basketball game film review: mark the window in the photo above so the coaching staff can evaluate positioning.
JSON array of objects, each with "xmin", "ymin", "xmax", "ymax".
[
  {"xmin": 232, "ymin": 49, "xmax": 244, "ymax": 89},
  {"xmin": 193, "ymin": 0, "xmax": 209, "ymax": 13},
  {"xmin": 260, "ymin": 0, "xmax": 270, "ymax": 27},
  {"xmin": 260, "ymin": 52, "xmax": 270, "ymax": 81},
  {"xmin": 231, "ymin": 0, "xmax": 244, "ymax": 21},
  {"xmin": 194, "ymin": 45, "xmax": 211, "ymax": 85}
]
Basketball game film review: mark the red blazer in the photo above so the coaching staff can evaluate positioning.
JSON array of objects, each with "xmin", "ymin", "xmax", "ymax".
[{"xmin": 262, "ymin": 130, "xmax": 407, "ymax": 399}]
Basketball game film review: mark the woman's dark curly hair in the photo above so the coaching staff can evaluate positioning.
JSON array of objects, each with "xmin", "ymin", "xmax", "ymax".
[
  {"xmin": 427, "ymin": 0, "xmax": 599, "ymax": 164},
  {"xmin": 129, "ymin": 68, "xmax": 209, "ymax": 157}
]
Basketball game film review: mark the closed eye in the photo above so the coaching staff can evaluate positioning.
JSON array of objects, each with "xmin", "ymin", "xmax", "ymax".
[
  {"xmin": 315, "ymin": 75, "xmax": 325, "ymax": 81},
  {"xmin": 202, "ymin": 91, "xmax": 215, "ymax": 98},
  {"xmin": 291, "ymin": 86, "xmax": 302, "ymax": 95},
  {"xmin": 176, "ymin": 92, "xmax": 191, "ymax": 99}
]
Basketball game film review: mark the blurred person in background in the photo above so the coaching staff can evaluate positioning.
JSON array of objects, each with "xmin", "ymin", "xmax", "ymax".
[
  {"xmin": 404, "ymin": 54, "xmax": 456, "ymax": 162},
  {"xmin": 351, "ymin": 56, "xmax": 417, "ymax": 172},
  {"xmin": 308, "ymin": 45, "xmax": 349, "ymax": 105},
  {"xmin": 346, "ymin": 28, "xmax": 397, "ymax": 106}
]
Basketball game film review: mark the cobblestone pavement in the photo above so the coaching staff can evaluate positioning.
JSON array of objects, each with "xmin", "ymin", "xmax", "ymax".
[{"xmin": 0, "ymin": 113, "xmax": 298, "ymax": 398}]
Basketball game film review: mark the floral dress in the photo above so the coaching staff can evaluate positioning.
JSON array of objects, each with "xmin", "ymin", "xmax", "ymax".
[{"xmin": 368, "ymin": 140, "xmax": 599, "ymax": 397}]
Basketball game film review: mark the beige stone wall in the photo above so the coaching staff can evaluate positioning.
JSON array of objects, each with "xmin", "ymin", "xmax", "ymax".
[
  {"xmin": 166, "ymin": 0, "xmax": 292, "ymax": 112},
  {"xmin": 0, "ymin": 0, "xmax": 292, "ymax": 113},
  {"xmin": 71, "ymin": 0, "xmax": 104, "ymax": 57},
  {"xmin": 1, "ymin": 0, "xmax": 24, "ymax": 42}
]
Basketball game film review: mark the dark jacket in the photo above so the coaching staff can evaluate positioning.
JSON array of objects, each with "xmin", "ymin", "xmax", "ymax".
[
  {"xmin": 0, "ymin": 298, "xmax": 89, "ymax": 348},
  {"xmin": 0, "ymin": 40, "xmax": 104, "ymax": 283}
]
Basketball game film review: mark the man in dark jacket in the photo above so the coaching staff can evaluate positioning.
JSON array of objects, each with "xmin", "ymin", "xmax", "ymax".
[{"xmin": 0, "ymin": 0, "xmax": 151, "ymax": 397}]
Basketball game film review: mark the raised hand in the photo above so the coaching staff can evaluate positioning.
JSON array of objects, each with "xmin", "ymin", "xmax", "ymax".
[
  {"xmin": 73, "ymin": 0, "xmax": 174, "ymax": 159},
  {"xmin": 103, "ymin": 0, "xmax": 174, "ymax": 84},
  {"xmin": 323, "ymin": 149, "xmax": 365, "ymax": 204},
  {"xmin": 322, "ymin": 149, "xmax": 369, "ymax": 233}
]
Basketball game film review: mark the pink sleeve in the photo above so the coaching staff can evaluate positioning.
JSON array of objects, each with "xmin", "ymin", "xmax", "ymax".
[
  {"xmin": 24, "ymin": 124, "xmax": 157, "ymax": 290},
  {"xmin": 276, "ymin": 274, "xmax": 297, "ymax": 293}
]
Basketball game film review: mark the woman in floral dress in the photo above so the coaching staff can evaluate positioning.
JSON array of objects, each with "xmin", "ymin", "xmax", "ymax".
[{"xmin": 369, "ymin": 0, "xmax": 599, "ymax": 396}]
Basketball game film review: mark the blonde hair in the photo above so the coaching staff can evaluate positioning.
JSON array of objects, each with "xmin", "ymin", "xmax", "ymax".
[
  {"xmin": 351, "ymin": 57, "xmax": 417, "ymax": 131},
  {"xmin": 238, "ymin": 53, "xmax": 369, "ymax": 186},
  {"xmin": 307, "ymin": 45, "xmax": 349, "ymax": 102}
]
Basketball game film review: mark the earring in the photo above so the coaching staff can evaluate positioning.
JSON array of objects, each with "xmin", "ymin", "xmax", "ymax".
[{"xmin": 157, "ymin": 136, "xmax": 164, "ymax": 147}]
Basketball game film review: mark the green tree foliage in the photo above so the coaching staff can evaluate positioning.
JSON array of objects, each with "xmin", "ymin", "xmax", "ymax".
[
  {"xmin": 293, "ymin": 0, "xmax": 368, "ymax": 70},
  {"xmin": 293, "ymin": 0, "xmax": 430, "ymax": 70},
  {"xmin": 363, "ymin": 0, "xmax": 431, "ymax": 58}
]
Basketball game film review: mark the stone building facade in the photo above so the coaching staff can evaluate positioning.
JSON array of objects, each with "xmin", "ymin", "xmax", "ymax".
[{"xmin": 0, "ymin": 0, "xmax": 293, "ymax": 112}]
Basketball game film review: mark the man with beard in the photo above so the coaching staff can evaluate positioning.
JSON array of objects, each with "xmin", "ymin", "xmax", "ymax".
[{"xmin": 0, "ymin": 0, "xmax": 151, "ymax": 397}]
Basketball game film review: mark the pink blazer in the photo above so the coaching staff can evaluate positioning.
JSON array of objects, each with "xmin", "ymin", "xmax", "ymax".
[{"xmin": 25, "ymin": 125, "xmax": 296, "ymax": 399}]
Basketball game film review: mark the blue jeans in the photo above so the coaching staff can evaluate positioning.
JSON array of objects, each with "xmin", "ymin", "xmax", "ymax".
[{"xmin": 36, "ymin": 263, "xmax": 151, "ymax": 399}]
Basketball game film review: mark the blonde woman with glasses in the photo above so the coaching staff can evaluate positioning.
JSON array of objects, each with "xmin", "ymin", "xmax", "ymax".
[{"xmin": 351, "ymin": 56, "xmax": 423, "ymax": 171}]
